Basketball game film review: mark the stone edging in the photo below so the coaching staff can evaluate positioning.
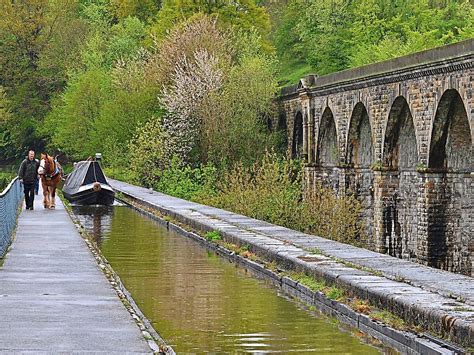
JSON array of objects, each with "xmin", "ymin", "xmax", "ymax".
[
  {"xmin": 62, "ymin": 199, "xmax": 175, "ymax": 355},
  {"xmin": 117, "ymin": 192, "xmax": 468, "ymax": 355}
]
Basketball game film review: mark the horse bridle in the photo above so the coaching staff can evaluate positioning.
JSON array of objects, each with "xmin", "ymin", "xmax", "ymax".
[{"xmin": 39, "ymin": 156, "xmax": 60, "ymax": 180}]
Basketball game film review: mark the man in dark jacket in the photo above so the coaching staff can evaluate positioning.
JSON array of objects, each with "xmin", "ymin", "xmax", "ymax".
[{"xmin": 18, "ymin": 150, "xmax": 40, "ymax": 210}]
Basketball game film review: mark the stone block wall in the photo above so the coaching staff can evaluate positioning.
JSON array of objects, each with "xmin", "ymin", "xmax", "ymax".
[{"xmin": 279, "ymin": 40, "xmax": 473, "ymax": 276}]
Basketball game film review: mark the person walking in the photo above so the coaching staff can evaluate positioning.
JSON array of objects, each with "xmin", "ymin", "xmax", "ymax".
[{"xmin": 18, "ymin": 150, "xmax": 40, "ymax": 210}]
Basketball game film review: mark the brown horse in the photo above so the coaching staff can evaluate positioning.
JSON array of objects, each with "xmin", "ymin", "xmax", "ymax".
[{"xmin": 38, "ymin": 153, "xmax": 62, "ymax": 209}]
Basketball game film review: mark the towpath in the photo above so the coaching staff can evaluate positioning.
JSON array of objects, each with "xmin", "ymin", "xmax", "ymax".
[{"xmin": 0, "ymin": 187, "xmax": 151, "ymax": 353}]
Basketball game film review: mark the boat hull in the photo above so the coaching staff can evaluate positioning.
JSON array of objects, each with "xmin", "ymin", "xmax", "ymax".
[{"xmin": 63, "ymin": 188, "xmax": 115, "ymax": 206}]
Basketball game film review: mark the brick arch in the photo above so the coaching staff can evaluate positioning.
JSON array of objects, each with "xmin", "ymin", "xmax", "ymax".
[
  {"xmin": 383, "ymin": 96, "xmax": 418, "ymax": 170},
  {"xmin": 292, "ymin": 111, "xmax": 304, "ymax": 159},
  {"xmin": 429, "ymin": 89, "xmax": 472, "ymax": 170},
  {"xmin": 346, "ymin": 102, "xmax": 374, "ymax": 168},
  {"xmin": 316, "ymin": 107, "xmax": 338, "ymax": 166}
]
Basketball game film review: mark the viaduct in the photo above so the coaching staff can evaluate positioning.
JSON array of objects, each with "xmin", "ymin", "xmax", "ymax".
[{"xmin": 279, "ymin": 39, "xmax": 473, "ymax": 276}]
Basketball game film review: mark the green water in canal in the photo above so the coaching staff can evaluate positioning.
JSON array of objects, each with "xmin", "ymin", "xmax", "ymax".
[{"xmin": 73, "ymin": 205, "xmax": 387, "ymax": 353}]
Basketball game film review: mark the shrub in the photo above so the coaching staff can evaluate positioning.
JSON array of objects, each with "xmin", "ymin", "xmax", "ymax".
[
  {"xmin": 0, "ymin": 172, "xmax": 15, "ymax": 192},
  {"xmin": 302, "ymin": 183, "xmax": 366, "ymax": 247},
  {"xmin": 201, "ymin": 152, "xmax": 366, "ymax": 247},
  {"xmin": 153, "ymin": 157, "xmax": 218, "ymax": 202},
  {"xmin": 204, "ymin": 151, "xmax": 303, "ymax": 228}
]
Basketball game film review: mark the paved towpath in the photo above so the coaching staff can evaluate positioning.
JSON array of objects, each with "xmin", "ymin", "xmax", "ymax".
[{"xmin": 0, "ymin": 188, "xmax": 151, "ymax": 353}]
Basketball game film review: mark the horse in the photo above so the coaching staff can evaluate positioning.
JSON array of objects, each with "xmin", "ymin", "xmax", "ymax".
[{"xmin": 38, "ymin": 153, "xmax": 62, "ymax": 209}]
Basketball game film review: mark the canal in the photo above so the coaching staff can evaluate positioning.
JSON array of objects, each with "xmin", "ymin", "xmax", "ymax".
[{"xmin": 72, "ymin": 205, "xmax": 391, "ymax": 353}]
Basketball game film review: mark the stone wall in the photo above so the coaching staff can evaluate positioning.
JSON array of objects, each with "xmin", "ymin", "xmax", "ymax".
[{"xmin": 279, "ymin": 39, "xmax": 473, "ymax": 276}]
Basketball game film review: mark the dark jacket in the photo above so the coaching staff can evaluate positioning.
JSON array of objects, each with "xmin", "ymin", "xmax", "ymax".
[{"xmin": 18, "ymin": 158, "xmax": 39, "ymax": 184}]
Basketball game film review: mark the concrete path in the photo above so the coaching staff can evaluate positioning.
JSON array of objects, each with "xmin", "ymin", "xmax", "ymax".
[
  {"xmin": 110, "ymin": 179, "xmax": 474, "ymax": 347},
  {"xmin": 0, "ymin": 188, "xmax": 151, "ymax": 353}
]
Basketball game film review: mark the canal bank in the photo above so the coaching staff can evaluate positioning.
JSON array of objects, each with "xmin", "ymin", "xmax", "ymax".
[{"xmin": 109, "ymin": 179, "xmax": 474, "ymax": 352}]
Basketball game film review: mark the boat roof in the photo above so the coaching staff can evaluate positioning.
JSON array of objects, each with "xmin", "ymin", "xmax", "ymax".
[{"xmin": 63, "ymin": 161, "xmax": 109, "ymax": 193}]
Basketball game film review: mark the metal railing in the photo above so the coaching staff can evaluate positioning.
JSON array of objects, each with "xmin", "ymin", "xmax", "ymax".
[{"xmin": 0, "ymin": 177, "xmax": 22, "ymax": 257}]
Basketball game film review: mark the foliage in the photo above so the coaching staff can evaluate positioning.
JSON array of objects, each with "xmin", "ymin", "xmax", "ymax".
[
  {"xmin": 148, "ymin": 15, "xmax": 279, "ymax": 166},
  {"xmin": 203, "ymin": 152, "xmax": 303, "ymax": 227},
  {"xmin": 153, "ymin": 157, "xmax": 219, "ymax": 202},
  {"xmin": 149, "ymin": 0, "xmax": 271, "ymax": 50},
  {"xmin": 128, "ymin": 117, "xmax": 166, "ymax": 187},
  {"xmin": 109, "ymin": 0, "xmax": 160, "ymax": 21},
  {"xmin": 274, "ymin": 0, "xmax": 474, "ymax": 80},
  {"xmin": 0, "ymin": 0, "xmax": 88, "ymax": 155},
  {"xmin": 202, "ymin": 152, "xmax": 365, "ymax": 245},
  {"xmin": 0, "ymin": 171, "xmax": 15, "ymax": 192},
  {"xmin": 43, "ymin": 68, "xmax": 112, "ymax": 159},
  {"xmin": 0, "ymin": 87, "xmax": 15, "ymax": 158},
  {"xmin": 302, "ymin": 184, "xmax": 366, "ymax": 246},
  {"xmin": 205, "ymin": 230, "xmax": 222, "ymax": 242}
]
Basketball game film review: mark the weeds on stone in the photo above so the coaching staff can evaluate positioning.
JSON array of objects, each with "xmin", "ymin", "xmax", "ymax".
[
  {"xmin": 350, "ymin": 298, "xmax": 372, "ymax": 314},
  {"xmin": 327, "ymin": 286, "xmax": 345, "ymax": 301},
  {"xmin": 265, "ymin": 260, "xmax": 279, "ymax": 272},
  {"xmin": 286, "ymin": 271, "xmax": 327, "ymax": 292},
  {"xmin": 369, "ymin": 310, "xmax": 406, "ymax": 330},
  {"xmin": 204, "ymin": 230, "xmax": 222, "ymax": 241}
]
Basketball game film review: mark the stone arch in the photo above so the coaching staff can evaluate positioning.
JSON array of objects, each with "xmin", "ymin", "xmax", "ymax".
[
  {"xmin": 383, "ymin": 96, "xmax": 418, "ymax": 170},
  {"xmin": 346, "ymin": 102, "xmax": 373, "ymax": 168},
  {"xmin": 424, "ymin": 89, "xmax": 472, "ymax": 274},
  {"xmin": 317, "ymin": 107, "xmax": 338, "ymax": 166},
  {"xmin": 292, "ymin": 111, "xmax": 303, "ymax": 159},
  {"xmin": 429, "ymin": 89, "xmax": 472, "ymax": 171},
  {"xmin": 277, "ymin": 111, "xmax": 288, "ymax": 152},
  {"xmin": 346, "ymin": 102, "xmax": 375, "ymax": 242},
  {"xmin": 379, "ymin": 96, "xmax": 418, "ymax": 259}
]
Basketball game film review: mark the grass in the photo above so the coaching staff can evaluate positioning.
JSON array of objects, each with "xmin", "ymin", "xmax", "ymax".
[
  {"xmin": 327, "ymin": 287, "xmax": 345, "ymax": 301},
  {"xmin": 286, "ymin": 271, "xmax": 327, "ymax": 292},
  {"xmin": 369, "ymin": 310, "xmax": 406, "ymax": 330},
  {"xmin": 278, "ymin": 56, "xmax": 314, "ymax": 87},
  {"xmin": 204, "ymin": 230, "xmax": 222, "ymax": 241}
]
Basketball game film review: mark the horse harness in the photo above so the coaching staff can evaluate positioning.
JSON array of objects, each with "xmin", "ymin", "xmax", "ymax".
[{"xmin": 39, "ymin": 158, "xmax": 61, "ymax": 181}]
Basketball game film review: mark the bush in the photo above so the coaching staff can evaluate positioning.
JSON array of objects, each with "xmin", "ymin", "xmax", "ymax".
[
  {"xmin": 153, "ymin": 158, "xmax": 218, "ymax": 202},
  {"xmin": 302, "ymin": 183, "xmax": 366, "ymax": 247},
  {"xmin": 201, "ymin": 152, "xmax": 365, "ymax": 247},
  {"xmin": 0, "ymin": 172, "xmax": 15, "ymax": 192},
  {"xmin": 203, "ymin": 152, "xmax": 303, "ymax": 228}
]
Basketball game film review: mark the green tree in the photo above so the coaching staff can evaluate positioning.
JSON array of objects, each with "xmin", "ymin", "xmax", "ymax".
[
  {"xmin": 149, "ymin": 0, "xmax": 272, "ymax": 50},
  {"xmin": 109, "ymin": 0, "xmax": 160, "ymax": 21},
  {"xmin": 0, "ymin": 0, "xmax": 89, "ymax": 157}
]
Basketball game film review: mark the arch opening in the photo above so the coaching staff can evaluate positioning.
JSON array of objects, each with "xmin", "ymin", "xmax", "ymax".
[
  {"xmin": 383, "ymin": 96, "xmax": 417, "ymax": 170},
  {"xmin": 347, "ymin": 102, "xmax": 373, "ymax": 168},
  {"xmin": 426, "ymin": 89, "xmax": 472, "ymax": 274},
  {"xmin": 346, "ymin": 102, "xmax": 374, "ymax": 244},
  {"xmin": 317, "ymin": 107, "xmax": 338, "ymax": 166},
  {"xmin": 380, "ymin": 96, "xmax": 418, "ymax": 259},
  {"xmin": 429, "ymin": 89, "xmax": 472, "ymax": 170},
  {"xmin": 292, "ymin": 111, "xmax": 303, "ymax": 159}
]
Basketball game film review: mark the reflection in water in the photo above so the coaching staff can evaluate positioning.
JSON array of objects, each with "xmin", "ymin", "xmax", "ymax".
[{"xmin": 72, "ymin": 206, "xmax": 389, "ymax": 353}]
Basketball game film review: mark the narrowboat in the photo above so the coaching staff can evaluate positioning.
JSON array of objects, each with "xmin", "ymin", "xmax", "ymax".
[{"xmin": 62, "ymin": 160, "xmax": 115, "ymax": 205}]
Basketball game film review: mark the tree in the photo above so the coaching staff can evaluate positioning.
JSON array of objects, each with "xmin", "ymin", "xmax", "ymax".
[
  {"xmin": 0, "ymin": 0, "xmax": 89, "ymax": 157},
  {"xmin": 149, "ymin": 0, "xmax": 272, "ymax": 50}
]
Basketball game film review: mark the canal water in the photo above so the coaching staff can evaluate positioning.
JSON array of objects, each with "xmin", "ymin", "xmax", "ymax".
[{"xmin": 72, "ymin": 205, "xmax": 390, "ymax": 353}]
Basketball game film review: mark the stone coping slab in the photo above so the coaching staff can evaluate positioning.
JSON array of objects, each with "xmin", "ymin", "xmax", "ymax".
[
  {"xmin": 0, "ymin": 187, "xmax": 151, "ymax": 353},
  {"xmin": 110, "ymin": 179, "xmax": 474, "ymax": 347}
]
